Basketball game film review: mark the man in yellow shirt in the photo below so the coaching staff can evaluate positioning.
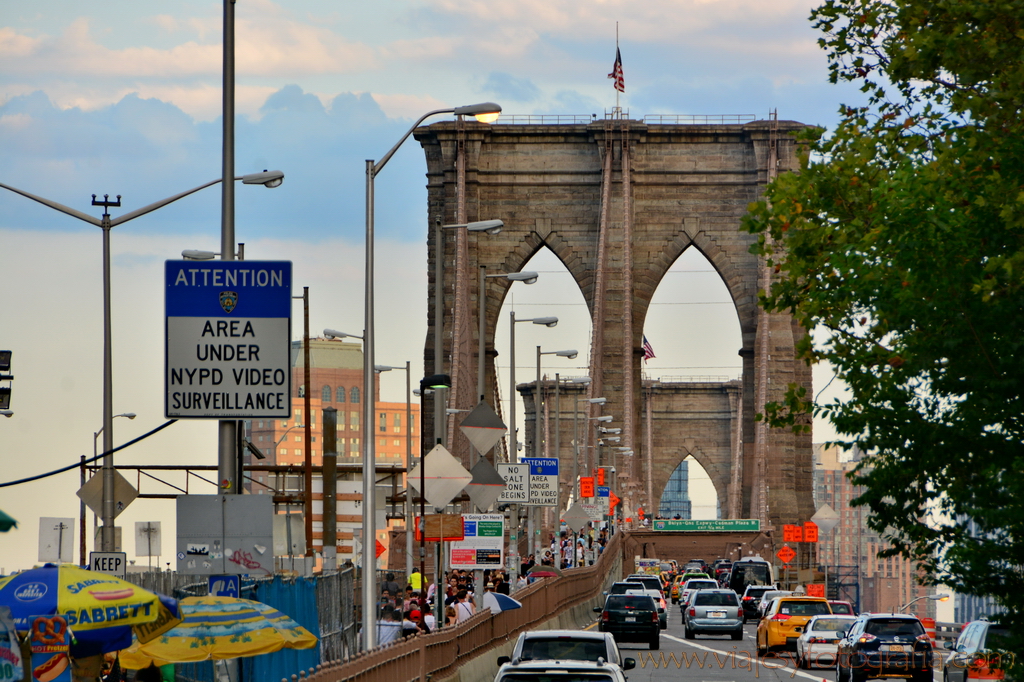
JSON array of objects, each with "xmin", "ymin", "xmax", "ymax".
[{"xmin": 408, "ymin": 568, "xmax": 423, "ymax": 592}]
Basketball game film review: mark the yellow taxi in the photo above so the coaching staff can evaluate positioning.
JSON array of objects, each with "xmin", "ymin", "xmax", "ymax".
[
  {"xmin": 670, "ymin": 574, "xmax": 687, "ymax": 603},
  {"xmin": 755, "ymin": 596, "xmax": 832, "ymax": 654}
]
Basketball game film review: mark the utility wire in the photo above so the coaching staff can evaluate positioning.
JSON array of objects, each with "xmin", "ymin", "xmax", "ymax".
[{"xmin": 0, "ymin": 419, "xmax": 179, "ymax": 488}]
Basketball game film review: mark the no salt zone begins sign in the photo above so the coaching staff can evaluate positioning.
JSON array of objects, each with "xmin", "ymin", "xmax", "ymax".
[{"xmin": 165, "ymin": 261, "xmax": 292, "ymax": 418}]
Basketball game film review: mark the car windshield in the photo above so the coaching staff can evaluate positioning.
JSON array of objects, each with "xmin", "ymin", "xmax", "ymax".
[
  {"xmin": 745, "ymin": 587, "xmax": 770, "ymax": 598},
  {"xmin": 811, "ymin": 618, "xmax": 855, "ymax": 632},
  {"xmin": 520, "ymin": 639, "xmax": 608, "ymax": 662},
  {"xmin": 687, "ymin": 581, "xmax": 718, "ymax": 591},
  {"xmin": 606, "ymin": 595, "xmax": 655, "ymax": 610},
  {"xmin": 864, "ymin": 619, "xmax": 925, "ymax": 638},
  {"xmin": 778, "ymin": 601, "xmax": 832, "ymax": 616},
  {"xmin": 500, "ymin": 674, "xmax": 615, "ymax": 682},
  {"xmin": 694, "ymin": 592, "xmax": 739, "ymax": 606},
  {"xmin": 628, "ymin": 577, "xmax": 662, "ymax": 590},
  {"xmin": 829, "ymin": 603, "xmax": 853, "ymax": 614}
]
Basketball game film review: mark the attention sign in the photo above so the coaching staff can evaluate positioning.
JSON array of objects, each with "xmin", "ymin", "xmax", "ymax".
[{"xmin": 165, "ymin": 261, "xmax": 291, "ymax": 418}]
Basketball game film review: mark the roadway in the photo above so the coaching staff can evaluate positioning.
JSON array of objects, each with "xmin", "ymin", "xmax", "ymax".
[{"xmin": 581, "ymin": 602, "xmax": 942, "ymax": 682}]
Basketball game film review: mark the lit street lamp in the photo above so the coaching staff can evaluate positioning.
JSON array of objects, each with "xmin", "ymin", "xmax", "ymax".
[
  {"xmin": 363, "ymin": 101, "xmax": 501, "ymax": 649},
  {"xmin": 0, "ymin": 170, "xmax": 284, "ymax": 552},
  {"xmin": 899, "ymin": 593, "xmax": 949, "ymax": 613}
]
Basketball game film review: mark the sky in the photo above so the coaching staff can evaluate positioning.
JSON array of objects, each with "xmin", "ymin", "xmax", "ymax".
[{"xmin": 0, "ymin": 0, "xmax": 864, "ymax": 572}]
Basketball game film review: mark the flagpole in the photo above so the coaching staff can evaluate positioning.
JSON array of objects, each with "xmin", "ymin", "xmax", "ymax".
[{"xmin": 615, "ymin": 23, "xmax": 620, "ymax": 112}]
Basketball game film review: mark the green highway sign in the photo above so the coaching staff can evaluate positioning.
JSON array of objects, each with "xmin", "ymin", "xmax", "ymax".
[{"xmin": 652, "ymin": 519, "xmax": 761, "ymax": 532}]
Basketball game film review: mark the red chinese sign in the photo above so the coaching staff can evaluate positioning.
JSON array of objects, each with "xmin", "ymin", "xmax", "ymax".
[
  {"xmin": 783, "ymin": 524, "xmax": 804, "ymax": 543},
  {"xmin": 597, "ymin": 468, "xmax": 606, "ymax": 486},
  {"xmin": 803, "ymin": 521, "xmax": 819, "ymax": 543},
  {"xmin": 776, "ymin": 545, "xmax": 796, "ymax": 564},
  {"xmin": 806, "ymin": 583, "xmax": 825, "ymax": 598}
]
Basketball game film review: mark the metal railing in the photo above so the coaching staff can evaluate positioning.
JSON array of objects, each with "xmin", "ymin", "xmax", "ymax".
[
  {"xmin": 649, "ymin": 375, "xmax": 742, "ymax": 384},
  {"xmin": 289, "ymin": 533, "xmax": 622, "ymax": 682},
  {"xmin": 496, "ymin": 114, "xmax": 595, "ymax": 125},
  {"xmin": 643, "ymin": 114, "xmax": 758, "ymax": 125}
]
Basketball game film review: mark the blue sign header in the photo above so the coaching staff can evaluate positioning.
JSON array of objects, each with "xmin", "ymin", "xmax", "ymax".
[
  {"xmin": 597, "ymin": 486, "xmax": 610, "ymax": 497},
  {"xmin": 166, "ymin": 261, "xmax": 292, "ymax": 317},
  {"xmin": 522, "ymin": 457, "xmax": 558, "ymax": 475}
]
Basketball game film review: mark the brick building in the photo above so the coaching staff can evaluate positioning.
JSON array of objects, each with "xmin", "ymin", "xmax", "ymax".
[
  {"xmin": 814, "ymin": 444, "xmax": 935, "ymax": 616},
  {"xmin": 245, "ymin": 337, "xmax": 418, "ymax": 566}
]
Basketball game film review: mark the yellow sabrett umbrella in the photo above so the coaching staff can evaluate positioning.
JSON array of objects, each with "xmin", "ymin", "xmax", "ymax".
[{"xmin": 120, "ymin": 596, "xmax": 316, "ymax": 668}]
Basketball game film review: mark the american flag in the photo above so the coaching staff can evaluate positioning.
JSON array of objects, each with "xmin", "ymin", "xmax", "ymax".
[
  {"xmin": 642, "ymin": 335, "xmax": 655, "ymax": 362},
  {"xmin": 608, "ymin": 47, "xmax": 624, "ymax": 93}
]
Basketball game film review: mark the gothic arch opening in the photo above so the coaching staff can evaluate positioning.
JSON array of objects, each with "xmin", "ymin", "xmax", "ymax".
[
  {"xmin": 493, "ymin": 247, "xmax": 592, "ymax": 457},
  {"xmin": 644, "ymin": 246, "xmax": 744, "ymax": 519}
]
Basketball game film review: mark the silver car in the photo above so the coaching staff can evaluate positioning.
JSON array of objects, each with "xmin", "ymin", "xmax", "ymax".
[
  {"xmin": 683, "ymin": 589, "xmax": 744, "ymax": 640},
  {"xmin": 796, "ymin": 615, "xmax": 857, "ymax": 668}
]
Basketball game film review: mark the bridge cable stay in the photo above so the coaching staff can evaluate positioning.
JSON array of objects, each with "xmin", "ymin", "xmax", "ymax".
[
  {"xmin": 449, "ymin": 119, "xmax": 471, "ymax": 463},
  {"xmin": 585, "ymin": 129, "xmax": 616, "ymax": 482},
  {"xmin": 752, "ymin": 110, "xmax": 780, "ymax": 525},
  {"xmin": 620, "ymin": 123, "xmax": 638, "ymax": 512}
]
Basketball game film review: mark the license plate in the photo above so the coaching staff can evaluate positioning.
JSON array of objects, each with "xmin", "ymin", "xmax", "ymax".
[
  {"xmin": 708, "ymin": 611, "xmax": 726, "ymax": 618},
  {"xmin": 888, "ymin": 645, "xmax": 904, "ymax": 653},
  {"xmin": 624, "ymin": 616, "xmax": 636, "ymax": 622}
]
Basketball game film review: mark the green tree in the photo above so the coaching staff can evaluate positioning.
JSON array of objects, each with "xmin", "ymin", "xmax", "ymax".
[{"xmin": 742, "ymin": 0, "xmax": 1024, "ymax": 653}]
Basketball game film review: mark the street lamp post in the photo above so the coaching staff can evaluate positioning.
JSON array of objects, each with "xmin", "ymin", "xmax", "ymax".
[
  {"xmin": 506, "ymin": 313, "xmax": 557, "ymax": 576},
  {"xmin": 375, "ymin": 362, "xmax": 413, "ymax": 579},
  {"xmin": 477, "ymin": 267, "xmax": 538, "ymax": 405},
  {"xmin": 572, "ymin": 392, "xmax": 602, "ymax": 505},
  {"xmin": 898, "ymin": 593, "xmax": 949, "ymax": 613},
  {"xmin": 0, "ymin": 171, "xmax": 283, "ymax": 552},
  {"xmin": 435, "ymin": 220, "xmax": 503, "ymax": 449},
  {"xmin": 82, "ymin": 412, "xmax": 135, "ymax": 563},
  {"xmin": 363, "ymin": 101, "xmax": 500, "ymax": 650},
  {"xmin": 534, "ymin": 346, "xmax": 577, "ymax": 558}
]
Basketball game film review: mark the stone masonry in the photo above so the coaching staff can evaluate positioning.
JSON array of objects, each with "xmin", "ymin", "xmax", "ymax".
[{"xmin": 414, "ymin": 118, "xmax": 815, "ymax": 529}]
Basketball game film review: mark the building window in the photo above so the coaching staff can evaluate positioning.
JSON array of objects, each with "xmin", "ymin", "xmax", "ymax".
[
  {"xmin": 379, "ymin": 414, "xmax": 387, "ymax": 432},
  {"xmin": 351, "ymin": 387, "xmax": 360, "ymax": 403},
  {"xmin": 322, "ymin": 385, "xmax": 332, "ymax": 402},
  {"xmin": 351, "ymin": 412, "xmax": 359, "ymax": 429},
  {"xmin": 394, "ymin": 413, "xmax": 402, "ymax": 428},
  {"xmin": 281, "ymin": 421, "xmax": 288, "ymax": 428},
  {"xmin": 298, "ymin": 385, "xmax": 305, "ymax": 398},
  {"xmin": 337, "ymin": 386, "xmax": 346, "ymax": 402}
]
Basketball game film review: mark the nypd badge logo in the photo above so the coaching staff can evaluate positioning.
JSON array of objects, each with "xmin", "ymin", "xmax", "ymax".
[{"xmin": 219, "ymin": 291, "xmax": 238, "ymax": 313}]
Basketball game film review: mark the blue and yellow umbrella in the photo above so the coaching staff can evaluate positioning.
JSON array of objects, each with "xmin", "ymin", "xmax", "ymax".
[
  {"xmin": 0, "ymin": 564, "xmax": 180, "ymax": 656},
  {"xmin": 120, "ymin": 596, "xmax": 317, "ymax": 668}
]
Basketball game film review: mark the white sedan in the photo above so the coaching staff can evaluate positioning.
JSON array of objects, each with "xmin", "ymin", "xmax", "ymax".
[{"xmin": 796, "ymin": 614, "xmax": 857, "ymax": 668}]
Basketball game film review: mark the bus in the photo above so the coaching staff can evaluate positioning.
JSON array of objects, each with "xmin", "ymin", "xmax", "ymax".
[{"xmin": 728, "ymin": 557, "xmax": 773, "ymax": 593}]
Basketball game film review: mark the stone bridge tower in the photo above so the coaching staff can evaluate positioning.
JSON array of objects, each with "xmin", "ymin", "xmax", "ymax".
[{"xmin": 415, "ymin": 116, "xmax": 814, "ymax": 529}]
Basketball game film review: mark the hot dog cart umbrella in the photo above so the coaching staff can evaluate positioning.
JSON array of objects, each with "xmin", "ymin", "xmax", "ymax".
[
  {"xmin": 0, "ymin": 564, "xmax": 180, "ymax": 657},
  {"xmin": 118, "ymin": 596, "xmax": 317, "ymax": 667}
]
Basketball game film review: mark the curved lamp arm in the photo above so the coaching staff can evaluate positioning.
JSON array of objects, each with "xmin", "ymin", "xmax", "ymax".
[{"xmin": 0, "ymin": 182, "xmax": 101, "ymax": 226}]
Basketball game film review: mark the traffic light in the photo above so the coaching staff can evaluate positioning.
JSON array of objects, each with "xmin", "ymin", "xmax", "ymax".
[{"xmin": 0, "ymin": 350, "xmax": 11, "ymax": 410}]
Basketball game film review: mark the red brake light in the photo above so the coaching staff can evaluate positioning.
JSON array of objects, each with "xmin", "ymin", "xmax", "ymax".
[
  {"xmin": 601, "ymin": 611, "xmax": 610, "ymax": 622},
  {"xmin": 652, "ymin": 612, "xmax": 659, "ymax": 623},
  {"xmin": 689, "ymin": 608, "xmax": 696, "ymax": 617},
  {"xmin": 809, "ymin": 637, "xmax": 830, "ymax": 644},
  {"xmin": 743, "ymin": 596, "xmax": 754, "ymax": 601},
  {"xmin": 771, "ymin": 613, "xmax": 790, "ymax": 621},
  {"xmin": 857, "ymin": 633, "xmax": 877, "ymax": 644}
]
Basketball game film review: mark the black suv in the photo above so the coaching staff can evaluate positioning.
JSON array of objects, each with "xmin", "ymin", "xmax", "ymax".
[
  {"xmin": 594, "ymin": 594, "xmax": 661, "ymax": 650},
  {"xmin": 739, "ymin": 585, "xmax": 773, "ymax": 623},
  {"xmin": 836, "ymin": 614, "xmax": 932, "ymax": 682}
]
